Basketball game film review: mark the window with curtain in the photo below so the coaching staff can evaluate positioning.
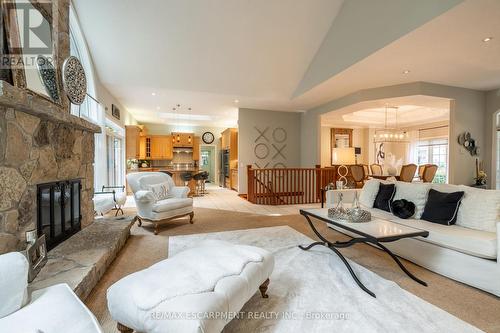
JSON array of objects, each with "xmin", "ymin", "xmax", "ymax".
[{"xmin": 106, "ymin": 135, "xmax": 124, "ymax": 186}]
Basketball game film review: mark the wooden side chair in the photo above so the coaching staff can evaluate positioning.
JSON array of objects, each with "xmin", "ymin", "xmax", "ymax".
[
  {"xmin": 422, "ymin": 164, "xmax": 438, "ymax": 183},
  {"xmin": 362, "ymin": 165, "xmax": 369, "ymax": 180},
  {"xmin": 418, "ymin": 165, "xmax": 426, "ymax": 180},
  {"xmin": 350, "ymin": 165, "xmax": 365, "ymax": 188},
  {"xmin": 370, "ymin": 164, "xmax": 383, "ymax": 176},
  {"xmin": 399, "ymin": 164, "xmax": 417, "ymax": 182}
]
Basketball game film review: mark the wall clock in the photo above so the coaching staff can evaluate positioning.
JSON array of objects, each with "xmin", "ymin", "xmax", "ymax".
[{"xmin": 202, "ymin": 131, "xmax": 215, "ymax": 144}]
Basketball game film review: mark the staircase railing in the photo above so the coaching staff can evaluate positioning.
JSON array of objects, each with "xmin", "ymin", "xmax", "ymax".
[{"xmin": 246, "ymin": 165, "xmax": 337, "ymax": 205}]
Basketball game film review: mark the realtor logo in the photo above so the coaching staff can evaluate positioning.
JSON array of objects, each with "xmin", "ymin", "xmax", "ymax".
[{"xmin": 1, "ymin": 0, "xmax": 53, "ymax": 69}]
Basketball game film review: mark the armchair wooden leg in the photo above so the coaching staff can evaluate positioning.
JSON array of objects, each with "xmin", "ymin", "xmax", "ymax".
[
  {"xmin": 259, "ymin": 278, "xmax": 270, "ymax": 298},
  {"xmin": 117, "ymin": 323, "xmax": 133, "ymax": 333},
  {"xmin": 189, "ymin": 212, "xmax": 194, "ymax": 224},
  {"xmin": 154, "ymin": 223, "xmax": 159, "ymax": 235},
  {"xmin": 137, "ymin": 217, "xmax": 142, "ymax": 227}
]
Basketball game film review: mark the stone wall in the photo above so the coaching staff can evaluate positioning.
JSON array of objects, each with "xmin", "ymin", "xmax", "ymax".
[{"xmin": 0, "ymin": 106, "xmax": 95, "ymax": 254}]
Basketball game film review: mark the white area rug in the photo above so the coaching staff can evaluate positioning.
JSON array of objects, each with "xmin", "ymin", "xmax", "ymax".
[{"xmin": 168, "ymin": 226, "xmax": 482, "ymax": 333}]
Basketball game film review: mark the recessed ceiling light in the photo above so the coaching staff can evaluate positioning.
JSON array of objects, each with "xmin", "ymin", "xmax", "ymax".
[
  {"xmin": 402, "ymin": 70, "xmax": 410, "ymax": 74},
  {"xmin": 151, "ymin": 92, "xmax": 156, "ymax": 96},
  {"xmin": 234, "ymin": 99, "xmax": 239, "ymax": 104},
  {"xmin": 482, "ymin": 37, "xmax": 493, "ymax": 42}
]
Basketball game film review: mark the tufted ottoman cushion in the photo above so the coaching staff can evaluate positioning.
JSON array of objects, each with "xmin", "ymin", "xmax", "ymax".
[{"xmin": 107, "ymin": 240, "xmax": 274, "ymax": 333}]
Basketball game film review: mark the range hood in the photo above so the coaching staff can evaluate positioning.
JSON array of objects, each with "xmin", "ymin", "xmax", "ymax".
[{"xmin": 173, "ymin": 147, "xmax": 193, "ymax": 153}]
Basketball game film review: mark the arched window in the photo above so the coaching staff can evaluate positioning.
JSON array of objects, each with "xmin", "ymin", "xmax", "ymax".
[
  {"xmin": 69, "ymin": 3, "xmax": 107, "ymax": 189},
  {"xmin": 69, "ymin": 4, "xmax": 100, "ymax": 123}
]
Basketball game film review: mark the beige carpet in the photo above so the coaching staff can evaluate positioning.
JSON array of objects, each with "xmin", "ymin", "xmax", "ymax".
[{"xmin": 85, "ymin": 207, "xmax": 500, "ymax": 333}]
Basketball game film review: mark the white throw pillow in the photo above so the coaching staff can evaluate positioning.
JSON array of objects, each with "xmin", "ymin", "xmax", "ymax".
[
  {"xmin": 146, "ymin": 181, "xmax": 172, "ymax": 201},
  {"xmin": 456, "ymin": 186, "xmax": 500, "ymax": 233},
  {"xmin": 393, "ymin": 181, "xmax": 431, "ymax": 218},
  {"xmin": 359, "ymin": 179, "xmax": 380, "ymax": 208}
]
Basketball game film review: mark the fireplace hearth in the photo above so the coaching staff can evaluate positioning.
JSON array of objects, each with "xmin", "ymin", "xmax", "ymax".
[{"xmin": 37, "ymin": 179, "xmax": 82, "ymax": 251}]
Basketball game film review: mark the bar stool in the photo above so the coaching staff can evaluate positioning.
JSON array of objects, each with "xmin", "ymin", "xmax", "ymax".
[
  {"xmin": 180, "ymin": 172, "xmax": 193, "ymax": 187},
  {"xmin": 201, "ymin": 171, "xmax": 209, "ymax": 194},
  {"xmin": 192, "ymin": 172, "xmax": 205, "ymax": 196}
]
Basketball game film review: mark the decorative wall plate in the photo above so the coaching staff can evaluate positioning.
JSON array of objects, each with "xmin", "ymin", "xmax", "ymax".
[
  {"xmin": 62, "ymin": 56, "xmax": 87, "ymax": 105},
  {"xmin": 36, "ymin": 55, "xmax": 60, "ymax": 102}
]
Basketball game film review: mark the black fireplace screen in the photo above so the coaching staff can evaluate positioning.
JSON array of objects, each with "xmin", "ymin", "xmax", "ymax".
[{"xmin": 37, "ymin": 179, "xmax": 82, "ymax": 251}]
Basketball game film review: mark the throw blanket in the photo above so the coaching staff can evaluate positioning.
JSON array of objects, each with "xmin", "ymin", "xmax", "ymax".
[{"xmin": 130, "ymin": 240, "xmax": 264, "ymax": 311}]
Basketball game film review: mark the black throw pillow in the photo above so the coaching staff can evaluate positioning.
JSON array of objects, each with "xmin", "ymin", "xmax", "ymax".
[
  {"xmin": 391, "ymin": 199, "xmax": 416, "ymax": 219},
  {"xmin": 373, "ymin": 183, "xmax": 396, "ymax": 212},
  {"xmin": 421, "ymin": 189, "xmax": 465, "ymax": 225}
]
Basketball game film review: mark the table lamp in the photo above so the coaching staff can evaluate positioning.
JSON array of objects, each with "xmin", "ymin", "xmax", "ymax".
[{"xmin": 332, "ymin": 147, "xmax": 355, "ymax": 188}]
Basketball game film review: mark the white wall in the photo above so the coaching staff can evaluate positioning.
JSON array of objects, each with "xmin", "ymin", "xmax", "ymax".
[
  {"xmin": 302, "ymin": 82, "xmax": 486, "ymax": 186},
  {"xmin": 238, "ymin": 108, "xmax": 302, "ymax": 194},
  {"xmin": 485, "ymin": 89, "xmax": 500, "ymax": 188}
]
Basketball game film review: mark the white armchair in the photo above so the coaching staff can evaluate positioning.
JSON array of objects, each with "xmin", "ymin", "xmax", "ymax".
[
  {"xmin": 0, "ymin": 252, "xmax": 103, "ymax": 333},
  {"xmin": 127, "ymin": 172, "xmax": 194, "ymax": 235}
]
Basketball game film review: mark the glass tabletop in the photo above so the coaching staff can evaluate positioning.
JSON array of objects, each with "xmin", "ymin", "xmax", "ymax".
[{"xmin": 301, "ymin": 208, "xmax": 428, "ymax": 241}]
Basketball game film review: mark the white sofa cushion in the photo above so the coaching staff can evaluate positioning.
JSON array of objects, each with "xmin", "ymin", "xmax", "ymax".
[
  {"xmin": 0, "ymin": 284, "xmax": 103, "ymax": 333},
  {"xmin": 393, "ymin": 181, "xmax": 430, "ymax": 218},
  {"xmin": 153, "ymin": 198, "xmax": 193, "ymax": 213},
  {"xmin": 359, "ymin": 179, "xmax": 380, "ymax": 208},
  {"xmin": 456, "ymin": 186, "xmax": 500, "ymax": 233},
  {"xmin": 390, "ymin": 217, "xmax": 497, "ymax": 259},
  {"xmin": 0, "ymin": 252, "xmax": 29, "ymax": 319}
]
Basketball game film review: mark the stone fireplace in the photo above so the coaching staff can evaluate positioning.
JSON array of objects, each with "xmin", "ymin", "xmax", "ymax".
[{"xmin": 0, "ymin": 81, "xmax": 100, "ymax": 254}]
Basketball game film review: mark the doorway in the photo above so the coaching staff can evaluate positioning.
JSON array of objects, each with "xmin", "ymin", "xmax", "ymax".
[{"xmin": 200, "ymin": 146, "xmax": 216, "ymax": 183}]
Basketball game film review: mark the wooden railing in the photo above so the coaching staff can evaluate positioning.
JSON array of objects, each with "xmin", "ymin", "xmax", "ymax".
[{"xmin": 247, "ymin": 165, "xmax": 338, "ymax": 205}]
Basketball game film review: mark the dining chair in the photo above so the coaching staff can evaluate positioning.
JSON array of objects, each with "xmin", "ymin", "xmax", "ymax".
[
  {"xmin": 422, "ymin": 164, "xmax": 438, "ymax": 183},
  {"xmin": 399, "ymin": 164, "xmax": 418, "ymax": 182},
  {"xmin": 350, "ymin": 165, "xmax": 365, "ymax": 188},
  {"xmin": 418, "ymin": 165, "xmax": 426, "ymax": 180},
  {"xmin": 370, "ymin": 164, "xmax": 383, "ymax": 176},
  {"xmin": 362, "ymin": 165, "xmax": 369, "ymax": 180}
]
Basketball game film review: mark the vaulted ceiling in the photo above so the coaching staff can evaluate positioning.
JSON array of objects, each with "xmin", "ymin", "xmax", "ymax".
[{"xmin": 73, "ymin": 0, "xmax": 500, "ymax": 126}]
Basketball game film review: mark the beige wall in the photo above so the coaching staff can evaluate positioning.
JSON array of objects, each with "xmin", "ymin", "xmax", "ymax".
[
  {"xmin": 320, "ymin": 127, "xmax": 368, "ymax": 167},
  {"xmin": 142, "ymin": 123, "xmax": 226, "ymax": 137},
  {"xmin": 96, "ymin": 81, "xmax": 137, "ymax": 127},
  {"xmin": 302, "ymin": 82, "xmax": 486, "ymax": 186}
]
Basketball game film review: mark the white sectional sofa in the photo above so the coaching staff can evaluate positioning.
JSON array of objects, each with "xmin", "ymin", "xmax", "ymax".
[
  {"xmin": 326, "ymin": 181, "xmax": 500, "ymax": 296},
  {"xmin": 0, "ymin": 252, "xmax": 103, "ymax": 333}
]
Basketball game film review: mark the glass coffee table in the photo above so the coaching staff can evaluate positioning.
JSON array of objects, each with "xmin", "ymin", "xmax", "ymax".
[{"xmin": 299, "ymin": 208, "xmax": 429, "ymax": 298}]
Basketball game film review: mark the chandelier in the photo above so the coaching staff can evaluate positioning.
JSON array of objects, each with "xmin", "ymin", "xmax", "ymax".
[{"xmin": 373, "ymin": 105, "xmax": 409, "ymax": 143}]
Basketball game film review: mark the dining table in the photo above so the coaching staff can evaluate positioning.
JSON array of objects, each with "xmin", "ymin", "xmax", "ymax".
[{"xmin": 368, "ymin": 175, "xmax": 400, "ymax": 181}]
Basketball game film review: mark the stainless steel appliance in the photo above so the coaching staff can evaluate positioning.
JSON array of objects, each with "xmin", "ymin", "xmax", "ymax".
[{"xmin": 221, "ymin": 149, "xmax": 230, "ymax": 187}]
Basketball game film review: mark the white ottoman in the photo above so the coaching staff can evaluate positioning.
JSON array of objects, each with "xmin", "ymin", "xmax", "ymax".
[{"xmin": 107, "ymin": 241, "xmax": 274, "ymax": 333}]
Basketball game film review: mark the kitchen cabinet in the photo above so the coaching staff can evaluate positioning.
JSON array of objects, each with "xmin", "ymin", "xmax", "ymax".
[
  {"xmin": 139, "ymin": 136, "xmax": 146, "ymax": 159},
  {"xmin": 221, "ymin": 128, "xmax": 238, "ymax": 167},
  {"xmin": 193, "ymin": 136, "xmax": 200, "ymax": 161},
  {"xmin": 230, "ymin": 169, "xmax": 238, "ymax": 191},
  {"xmin": 172, "ymin": 132, "xmax": 194, "ymax": 147},
  {"xmin": 139, "ymin": 136, "xmax": 152, "ymax": 159},
  {"xmin": 150, "ymin": 135, "xmax": 173, "ymax": 160},
  {"xmin": 126, "ymin": 126, "xmax": 141, "ymax": 159}
]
